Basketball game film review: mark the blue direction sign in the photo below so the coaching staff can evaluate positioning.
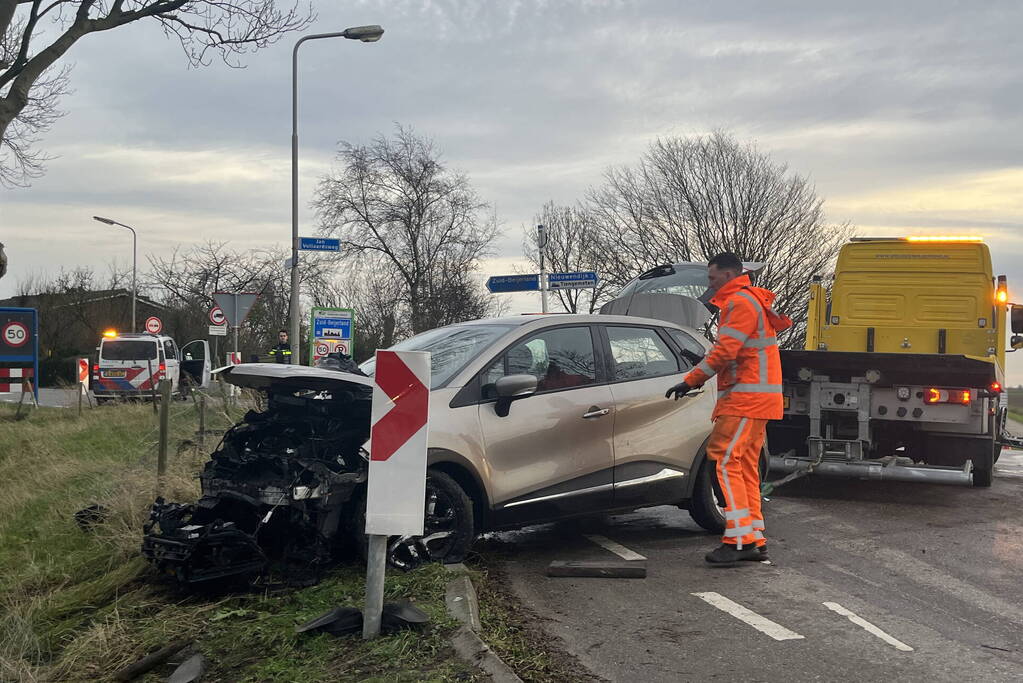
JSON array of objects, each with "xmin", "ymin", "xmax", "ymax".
[
  {"xmin": 299, "ymin": 237, "xmax": 341, "ymax": 252},
  {"xmin": 548, "ymin": 271, "xmax": 599, "ymax": 290},
  {"xmin": 486, "ymin": 274, "xmax": 540, "ymax": 293}
]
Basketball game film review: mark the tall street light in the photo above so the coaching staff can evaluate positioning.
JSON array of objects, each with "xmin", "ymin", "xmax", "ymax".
[
  {"xmin": 93, "ymin": 215, "xmax": 137, "ymax": 332},
  {"xmin": 290, "ymin": 24, "xmax": 384, "ymax": 365}
]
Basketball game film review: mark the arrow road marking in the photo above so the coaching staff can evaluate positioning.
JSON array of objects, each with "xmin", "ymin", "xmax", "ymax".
[
  {"xmin": 823, "ymin": 602, "xmax": 914, "ymax": 651},
  {"xmin": 584, "ymin": 534, "xmax": 646, "ymax": 561},
  {"xmin": 692, "ymin": 592, "xmax": 805, "ymax": 641}
]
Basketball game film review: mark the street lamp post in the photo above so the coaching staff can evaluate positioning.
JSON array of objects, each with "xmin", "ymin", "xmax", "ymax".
[
  {"xmin": 93, "ymin": 215, "xmax": 137, "ymax": 332},
  {"xmin": 290, "ymin": 24, "xmax": 384, "ymax": 365}
]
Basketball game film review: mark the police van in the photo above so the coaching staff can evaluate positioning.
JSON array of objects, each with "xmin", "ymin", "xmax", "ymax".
[{"xmin": 93, "ymin": 331, "xmax": 211, "ymax": 402}]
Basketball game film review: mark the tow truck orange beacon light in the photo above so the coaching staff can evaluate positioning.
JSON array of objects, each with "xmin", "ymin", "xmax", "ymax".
[{"xmin": 102, "ymin": 329, "xmax": 118, "ymax": 338}]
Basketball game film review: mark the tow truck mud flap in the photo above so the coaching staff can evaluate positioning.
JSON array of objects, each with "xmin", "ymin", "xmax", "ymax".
[{"xmin": 770, "ymin": 456, "xmax": 973, "ymax": 486}]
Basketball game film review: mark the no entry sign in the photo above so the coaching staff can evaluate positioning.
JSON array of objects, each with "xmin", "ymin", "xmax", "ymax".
[
  {"xmin": 145, "ymin": 316, "xmax": 163, "ymax": 334},
  {"xmin": 365, "ymin": 350, "xmax": 431, "ymax": 536}
]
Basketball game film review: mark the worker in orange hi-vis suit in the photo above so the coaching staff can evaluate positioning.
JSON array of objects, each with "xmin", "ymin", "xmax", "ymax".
[{"xmin": 665, "ymin": 252, "xmax": 790, "ymax": 565}]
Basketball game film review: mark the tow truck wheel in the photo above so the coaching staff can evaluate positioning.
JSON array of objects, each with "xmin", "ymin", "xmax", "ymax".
[
  {"xmin": 354, "ymin": 470, "xmax": 475, "ymax": 571},
  {"xmin": 973, "ymin": 440, "xmax": 996, "ymax": 488}
]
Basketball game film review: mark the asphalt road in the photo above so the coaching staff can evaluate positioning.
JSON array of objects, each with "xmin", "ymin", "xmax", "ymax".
[
  {"xmin": 0, "ymin": 386, "xmax": 87, "ymax": 408},
  {"xmin": 488, "ymin": 446, "xmax": 1023, "ymax": 682}
]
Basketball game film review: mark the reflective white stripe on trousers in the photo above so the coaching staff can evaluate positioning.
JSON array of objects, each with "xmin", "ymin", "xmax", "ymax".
[{"xmin": 719, "ymin": 417, "xmax": 749, "ymax": 549}]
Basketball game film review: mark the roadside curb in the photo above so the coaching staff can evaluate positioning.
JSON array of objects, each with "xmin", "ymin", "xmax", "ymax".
[{"xmin": 443, "ymin": 563, "xmax": 522, "ymax": 683}]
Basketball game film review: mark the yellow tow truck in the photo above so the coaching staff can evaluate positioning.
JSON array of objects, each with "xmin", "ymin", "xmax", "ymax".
[{"xmin": 768, "ymin": 236, "xmax": 1023, "ymax": 487}]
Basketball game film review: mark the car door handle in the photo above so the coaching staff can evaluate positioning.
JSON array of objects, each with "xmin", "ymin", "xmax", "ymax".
[
  {"xmin": 686, "ymin": 389, "xmax": 705, "ymax": 396},
  {"xmin": 582, "ymin": 407, "xmax": 610, "ymax": 419}
]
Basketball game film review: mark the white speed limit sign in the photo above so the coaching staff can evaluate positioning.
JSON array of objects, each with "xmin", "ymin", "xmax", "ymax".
[{"xmin": 2, "ymin": 321, "xmax": 28, "ymax": 347}]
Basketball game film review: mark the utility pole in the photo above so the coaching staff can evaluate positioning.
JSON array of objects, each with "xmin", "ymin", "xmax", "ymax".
[{"xmin": 538, "ymin": 224, "xmax": 549, "ymax": 313}]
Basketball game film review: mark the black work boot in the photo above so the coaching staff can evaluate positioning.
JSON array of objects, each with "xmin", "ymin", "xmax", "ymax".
[
  {"xmin": 705, "ymin": 543, "xmax": 760, "ymax": 565},
  {"xmin": 741, "ymin": 544, "xmax": 769, "ymax": 561}
]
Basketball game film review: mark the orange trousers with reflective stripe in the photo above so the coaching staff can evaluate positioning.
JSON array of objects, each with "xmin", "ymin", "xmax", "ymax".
[{"xmin": 707, "ymin": 415, "xmax": 767, "ymax": 549}]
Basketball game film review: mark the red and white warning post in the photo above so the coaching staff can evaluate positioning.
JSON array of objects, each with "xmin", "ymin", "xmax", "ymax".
[{"xmin": 366, "ymin": 350, "xmax": 431, "ymax": 536}]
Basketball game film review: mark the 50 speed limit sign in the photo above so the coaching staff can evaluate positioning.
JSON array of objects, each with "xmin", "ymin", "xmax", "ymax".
[{"xmin": 2, "ymin": 321, "xmax": 29, "ymax": 347}]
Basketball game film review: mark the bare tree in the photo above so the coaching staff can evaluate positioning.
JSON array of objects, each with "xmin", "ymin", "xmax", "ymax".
[
  {"xmin": 314, "ymin": 125, "xmax": 502, "ymax": 335},
  {"xmin": 523, "ymin": 201, "xmax": 615, "ymax": 314},
  {"xmin": 0, "ymin": 1, "xmax": 312, "ymax": 187},
  {"xmin": 147, "ymin": 241, "xmax": 328, "ymax": 359},
  {"xmin": 307, "ymin": 254, "xmax": 404, "ymax": 360},
  {"xmin": 587, "ymin": 132, "xmax": 853, "ymax": 346}
]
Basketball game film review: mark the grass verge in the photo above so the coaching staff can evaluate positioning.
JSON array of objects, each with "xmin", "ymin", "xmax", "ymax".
[{"xmin": 0, "ymin": 399, "xmax": 478, "ymax": 682}]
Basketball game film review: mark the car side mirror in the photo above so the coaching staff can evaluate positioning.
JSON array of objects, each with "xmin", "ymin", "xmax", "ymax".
[
  {"xmin": 494, "ymin": 374, "xmax": 538, "ymax": 417},
  {"xmin": 1012, "ymin": 306, "xmax": 1023, "ymax": 334},
  {"xmin": 1012, "ymin": 334, "xmax": 1023, "ymax": 351}
]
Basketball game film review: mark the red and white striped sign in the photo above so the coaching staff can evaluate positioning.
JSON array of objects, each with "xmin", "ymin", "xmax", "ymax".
[
  {"xmin": 0, "ymin": 367, "xmax": 33, "ymax": 393},
  {"xmin": 77, "ymin": 358, "xmax": 89, "ymax": 385},
  {"xmin": 365, "ymin": 350, "xmax": 431, "ymax": 536}
]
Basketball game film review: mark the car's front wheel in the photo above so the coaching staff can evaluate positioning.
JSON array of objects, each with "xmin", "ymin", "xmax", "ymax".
[{"xmin": 355, "ymin": 470, "xmax": 475, "ymax": 571}]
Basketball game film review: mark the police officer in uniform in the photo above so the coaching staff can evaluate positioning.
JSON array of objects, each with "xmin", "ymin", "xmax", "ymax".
[{"xmin": 268, "ymin": 329, "xmax": 293, "ymax": 364}]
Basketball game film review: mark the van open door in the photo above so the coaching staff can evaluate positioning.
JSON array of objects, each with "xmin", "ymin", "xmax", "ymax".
[{"xmin": 180, "ymin": 340, "xmax": 211, "ymax": 390}]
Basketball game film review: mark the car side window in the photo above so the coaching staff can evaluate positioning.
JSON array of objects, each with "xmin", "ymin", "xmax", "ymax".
[
  {"xmin": 482, "ymin": 327, "xmax": 597, "ymax": 396},
  {"xmin": 667, "ymin": 328, "xmax": 706, "ymax": 365},
  {"xmin": 606, "ymin": 326, "xmax": 680, "ymax": 381},
  {"xmin": 163, "ymin": 340, "xmax": 176, "ymax": 360}
]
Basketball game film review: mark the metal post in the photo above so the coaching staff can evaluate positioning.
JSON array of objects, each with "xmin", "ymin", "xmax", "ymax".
[
  {"xmin": 363, "ymin": 534, "xmax": 388, "ymax": 639},
  {"xmin": 289, "ymin": 38, "xmax": 303, "ymax": 366},
  {"xmin": 157, "ymin": 379, "xmax": 171, "ymax": 493},
  {"xmin": 78, "ymin": 383, "xmax": 83, "ymax": 417},
  {"xmin": 538, "ymin": 225, "xmax": 549, "ymax": 313},
  {"xmin": 289, "ymin": 29, "xmax": 383, "ymax": 365},
  {"xmin": 198, "ymin": 394, "xmax": 207, "ymax": 450},
  {"xmin": 146, "ymin": 358, "xmax": 158, "ymax": 414},
  {"xmin": 130, "ymin": 226, "xmax": 137, "ymax": 332}
]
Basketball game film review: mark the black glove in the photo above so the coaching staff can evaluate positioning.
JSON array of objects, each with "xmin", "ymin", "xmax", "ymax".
[{"xmin": 665, "ymin": 381, "xmax": 692, "ymax": 400}]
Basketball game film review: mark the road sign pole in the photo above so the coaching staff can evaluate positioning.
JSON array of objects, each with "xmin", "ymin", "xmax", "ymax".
[
  {"xmin": 363, "ymin": 533, "xmax": 387, "ymax": 639},
  {"xmin": 538, "ymin": 225, "xmax": 549, "ymax": 313}
]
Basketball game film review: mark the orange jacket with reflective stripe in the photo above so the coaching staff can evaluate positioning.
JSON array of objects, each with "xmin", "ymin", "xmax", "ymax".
[{"xmin": 683, "ymin": 274, "xmax": 784, "ymax": 420}]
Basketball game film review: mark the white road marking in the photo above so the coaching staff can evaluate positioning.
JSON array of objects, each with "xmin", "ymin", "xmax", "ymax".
[
  {"xmin": 692, "ymin": 592, "xmax": 805, "ymax": 641},
  {"xmin": 584, "ymin": 534, "xmax": 646, "ymax": 561},
  {"xmin": 823, "ymin": 602, "xmax": 914, "ymax": 652}
]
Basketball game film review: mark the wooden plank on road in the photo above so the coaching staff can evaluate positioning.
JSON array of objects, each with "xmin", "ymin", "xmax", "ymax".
[{"xmin": 547, "ymin": 560, "xmax": 647, "ymax": 578}]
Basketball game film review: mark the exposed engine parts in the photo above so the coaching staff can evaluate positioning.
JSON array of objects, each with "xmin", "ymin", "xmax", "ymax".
[{"xmin": 143, "ymin": 377, "xmax": 372, "ymax": 587}]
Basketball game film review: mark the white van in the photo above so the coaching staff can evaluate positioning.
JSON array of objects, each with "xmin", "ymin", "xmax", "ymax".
[{"xmin": 93, "ymin": 333, "xmax": 211, "ymax": 402}]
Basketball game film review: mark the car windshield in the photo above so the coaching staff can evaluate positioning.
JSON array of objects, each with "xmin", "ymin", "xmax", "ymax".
[
  {"xmin": 101, "ymin": 340, "xmax": 158, "ymax": 361},
  {"xmin": 360, "ymin": 324, "xmax": 515, "ymax": 388},
  {"xmin": 616, "ymin": 264, "xmax": 712, "ymax": 300}
]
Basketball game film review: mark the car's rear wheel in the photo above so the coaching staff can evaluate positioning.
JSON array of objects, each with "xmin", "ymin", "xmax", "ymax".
[{"xmin": 355, "ymin": 470, "xmax": 475, "ymax": 571}]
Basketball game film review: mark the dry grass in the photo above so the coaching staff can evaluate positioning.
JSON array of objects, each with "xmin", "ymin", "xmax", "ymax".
[{"xmin": 0, "ymin": 395, "xmax": 477, "ymax": 682}]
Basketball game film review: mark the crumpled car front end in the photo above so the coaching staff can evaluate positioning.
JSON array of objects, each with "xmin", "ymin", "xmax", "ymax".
[{"xmin": 142, "ymin": 364, "xmax": 373, "ymax": 587}]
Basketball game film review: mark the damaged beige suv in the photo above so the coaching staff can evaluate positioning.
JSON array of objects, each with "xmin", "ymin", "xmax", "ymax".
[
  {"xmin": 357, "ymin": 313, "xmax": 738, "ymax": 565},
  {"xmin": 143, "ymin": 313, "xmax": 745, "ymax": 582}
]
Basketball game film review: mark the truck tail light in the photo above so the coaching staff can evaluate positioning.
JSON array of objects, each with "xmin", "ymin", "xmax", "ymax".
[
  {"xmin": 990, "ymin": 381, "xmax": 1002, "ymax": 393},
  {"xmin": 924, "ymin": 388, "xmax": 971, "ymax": 405},
  {"xmin": 157, "ymin": 362, "xmax": 166, "ymax": 378},
  {"xmin": 92, "ymin": 363, "xmax": 99, "ymax": 379}
]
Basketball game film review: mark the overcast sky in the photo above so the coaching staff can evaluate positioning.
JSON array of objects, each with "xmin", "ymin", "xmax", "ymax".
[{"xmin": 3, "ymin": 0, "xmax": 1022, "ymax": 379}]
